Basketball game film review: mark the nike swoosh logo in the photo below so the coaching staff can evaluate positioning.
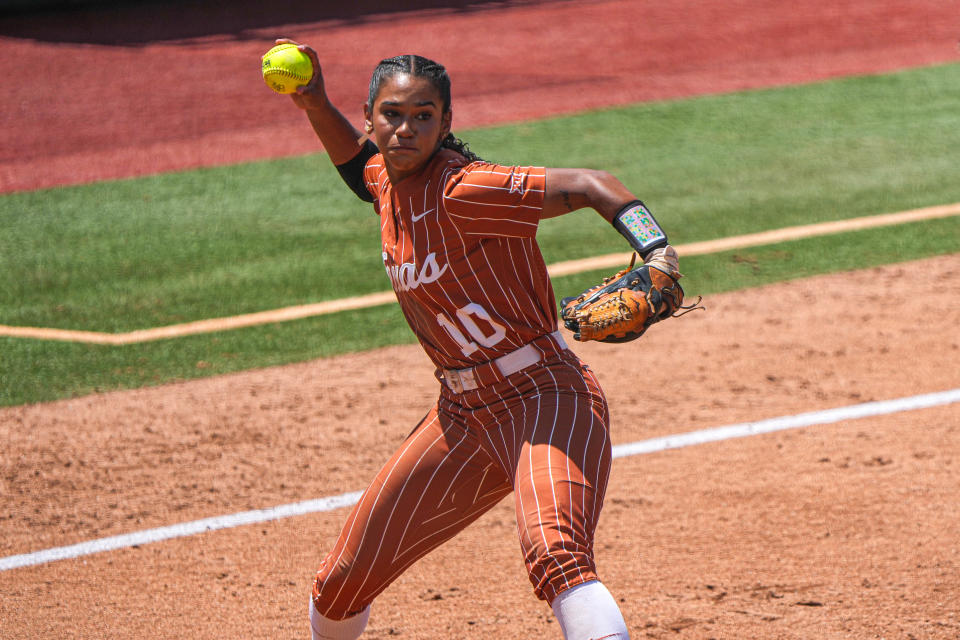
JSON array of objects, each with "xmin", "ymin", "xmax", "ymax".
[{"xmin": 411, "ymin": 208, "xmax": 436, "ymax": 222}]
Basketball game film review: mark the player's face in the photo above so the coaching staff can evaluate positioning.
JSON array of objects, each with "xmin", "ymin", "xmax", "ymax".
[{"xmin": 365, "ymin": 74, "xmax": 452, "ymax": 183}]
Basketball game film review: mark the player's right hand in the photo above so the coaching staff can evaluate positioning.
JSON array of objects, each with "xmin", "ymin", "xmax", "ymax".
[{"xmin": 274, "ymin": 38, "xmax": 327, "ymax": 110}]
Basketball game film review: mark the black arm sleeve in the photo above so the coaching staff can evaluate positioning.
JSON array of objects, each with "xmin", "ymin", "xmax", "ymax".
[{"xmin": 335, "ymin": 139, "xmax": 379, "ymax": 203}]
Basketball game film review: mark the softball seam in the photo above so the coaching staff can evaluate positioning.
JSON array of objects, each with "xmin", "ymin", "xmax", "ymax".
[{"xmin": 263, "ymin": 68, "xmax": 311, "ymax": 81}]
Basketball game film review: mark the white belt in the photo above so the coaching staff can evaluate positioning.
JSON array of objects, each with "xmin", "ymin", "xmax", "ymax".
[{"xmin": 440, "ymin": 330, "xmax": 568, "ymax": 393}]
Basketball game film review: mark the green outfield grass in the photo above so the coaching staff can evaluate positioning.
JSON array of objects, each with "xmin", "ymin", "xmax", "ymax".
[{"xmin": 2, "ymin": 63, "xmax": 959, "ymax": 406}]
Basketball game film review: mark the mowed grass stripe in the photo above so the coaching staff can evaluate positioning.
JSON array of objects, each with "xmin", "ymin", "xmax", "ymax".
[
  {"xmin": 3, "ymin": 63, "xmax": 960, "ymax": 334},
  {"xmin": 546, "ymin": 202, "xmax": 960, "ymax": 275},
  {"xmin": 2, "ymin": 202, "xmax": 958, "ymax": 344}
]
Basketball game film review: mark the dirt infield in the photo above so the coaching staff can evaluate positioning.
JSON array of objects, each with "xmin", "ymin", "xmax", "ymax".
[
  {"xmin": 2, "ymin": 1, "xmax": 960, "ymax": 638},
  {"xmin": 3, "ymin": 255, "xmax": 959, "ymax": 638}
]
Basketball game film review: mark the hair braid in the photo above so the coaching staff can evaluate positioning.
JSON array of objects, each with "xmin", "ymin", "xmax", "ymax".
[{"xmin": 368, "ymin": 54, "xmax": 484, "ymax": 163}]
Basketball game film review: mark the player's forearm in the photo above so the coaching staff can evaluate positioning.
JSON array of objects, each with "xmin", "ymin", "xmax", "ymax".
[
  {"xmin": 303, "ymin": 101, "xmax": 368, "ymax": 166},
  {"xmin": 544, "ymin": 168, "xmax": 670, "ymax": 261},
  {"xmin": 542, "ymin": 168, "xmax": 635, "ymax": 220}
]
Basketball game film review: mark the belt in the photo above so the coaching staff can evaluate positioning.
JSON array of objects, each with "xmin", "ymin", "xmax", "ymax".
[{"xmin": 438, "ymin": 330, "xmax": 568, "ymax": 393}]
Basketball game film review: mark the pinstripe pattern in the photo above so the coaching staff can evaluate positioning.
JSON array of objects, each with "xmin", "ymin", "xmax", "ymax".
[
  {"xmin": 365, "ymin": 150, "xmax": 554, "ymax": 370},
  {"xmin": 311, "ymin": 150, "xmax": 612, "ymax": 621},
  {"xmin": 312, "ymin": 351, "xmax": 610, "ymax": 618}
]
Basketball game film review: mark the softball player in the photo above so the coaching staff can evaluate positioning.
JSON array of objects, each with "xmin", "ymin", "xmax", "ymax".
[{"xmin": 281, "ymin": 39, "xmax": 679, "ymax": 640}]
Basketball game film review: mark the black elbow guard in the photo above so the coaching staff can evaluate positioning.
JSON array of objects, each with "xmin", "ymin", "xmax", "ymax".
[
  {"xmin": 335, "ymin": 139, "xmax": 379, "ymax": 203},
  {"xmin": 611, "ymin": 200, "xmax": 669, "ymax": 260}
]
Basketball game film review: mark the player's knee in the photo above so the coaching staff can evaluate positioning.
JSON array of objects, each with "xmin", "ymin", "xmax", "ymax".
[{"xmin": 311, "ymin": 556, "xmax": 373, "ymax": 621}]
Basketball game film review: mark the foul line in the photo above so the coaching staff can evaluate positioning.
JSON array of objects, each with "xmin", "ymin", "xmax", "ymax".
[
  {"xmin": 2, "ymin": 202, "xmax": 959, "ymax": 345},
  {"xmin": 2, "ymin": 387, "xmax": 958, "ymax": 573}
]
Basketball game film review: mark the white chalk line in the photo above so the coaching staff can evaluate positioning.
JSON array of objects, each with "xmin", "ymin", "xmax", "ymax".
[
  {"xmin": 2, "ymin": 201, "xmax": 958, "ymax": 344},
  {"xmin": 3, "ymin": 387, "xmax": 958, "ymax": 573}
]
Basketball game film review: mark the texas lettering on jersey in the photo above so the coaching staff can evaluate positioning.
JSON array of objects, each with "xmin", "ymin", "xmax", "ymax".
[
  {"xmin": 382, "ymin": 251, "xmax": 448, "ymax": 293},
  {"xmin": 364, "ymin": 149, "xmax": 555, "ymax": 370}
]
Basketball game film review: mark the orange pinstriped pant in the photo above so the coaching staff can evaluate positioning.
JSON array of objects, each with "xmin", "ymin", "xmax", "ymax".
[{"xmin": 312, "ymin": 349, "xmax": 612, "ymax": 620}]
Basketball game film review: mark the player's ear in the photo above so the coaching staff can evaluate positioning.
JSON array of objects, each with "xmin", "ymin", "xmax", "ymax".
[
  {"xmin": 363, "ymin": 103, "xmax": 374, "ymax": 134},
  {"xmin": 441, "ymin": 110, "xmax": 452, "ymax": 139}
]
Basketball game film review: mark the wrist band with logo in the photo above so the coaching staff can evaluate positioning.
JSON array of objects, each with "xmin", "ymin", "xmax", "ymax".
[{"xmin": 612, "ymin": 200, "xmax": 668, "ymax": 259}]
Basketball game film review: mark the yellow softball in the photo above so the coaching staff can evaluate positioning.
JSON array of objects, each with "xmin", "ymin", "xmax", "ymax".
[{"xmin": 262, "ymin": 43, "xmax": 314, "ymax": 94}]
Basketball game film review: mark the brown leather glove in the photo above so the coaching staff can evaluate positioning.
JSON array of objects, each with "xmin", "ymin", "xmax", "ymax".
[{"xmin": 560, "ymin": 247, "xmax": 697, "ymax": 343}]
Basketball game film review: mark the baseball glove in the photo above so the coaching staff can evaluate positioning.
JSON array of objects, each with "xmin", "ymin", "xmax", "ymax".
[{"xmin": 560, "ymin": 248, "xmax": 700, "ymax": 343}]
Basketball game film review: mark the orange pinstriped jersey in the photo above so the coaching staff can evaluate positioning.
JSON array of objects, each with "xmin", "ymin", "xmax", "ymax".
[{"xmin": 363, "ymin": 148, "xmax": 555, "ymax": 370}]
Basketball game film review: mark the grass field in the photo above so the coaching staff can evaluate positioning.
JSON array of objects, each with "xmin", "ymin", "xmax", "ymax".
[{"xmin": 2, "ymin": 63, "xmax": 959, "ymax": 407}]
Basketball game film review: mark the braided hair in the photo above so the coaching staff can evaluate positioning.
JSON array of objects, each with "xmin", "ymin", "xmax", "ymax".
[{"xmin": 368, "ymin": 55, "xmax": 483, "ymax": 163}]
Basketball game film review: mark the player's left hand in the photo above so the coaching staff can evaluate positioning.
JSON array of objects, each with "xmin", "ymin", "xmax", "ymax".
[
  {"xmin": 560, "ymin": 246, "xmax": 700, "ymax": 342},
  {"xmin": 642, "ymin": 245, "xmax": 680, "ymax": 277}
]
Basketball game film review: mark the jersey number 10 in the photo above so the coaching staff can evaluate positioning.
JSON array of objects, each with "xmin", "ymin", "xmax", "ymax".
[{"xmin": 436, "ymin": 302, "xmax": 508, "ymax": 357}]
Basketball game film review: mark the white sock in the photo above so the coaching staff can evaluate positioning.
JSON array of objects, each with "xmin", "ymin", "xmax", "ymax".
[
  {"xmin": 551, "ymin": 580, "xmax": 630, "ymax": 640},
  {"xmin": 309, "ymin": 599, "xmax": 370, "ymax": 640}
]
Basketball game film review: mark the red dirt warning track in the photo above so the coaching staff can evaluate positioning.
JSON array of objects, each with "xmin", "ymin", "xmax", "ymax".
[{"xmin": 0, "ymin": 0, "xmax": 957, "ymax": 192}]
